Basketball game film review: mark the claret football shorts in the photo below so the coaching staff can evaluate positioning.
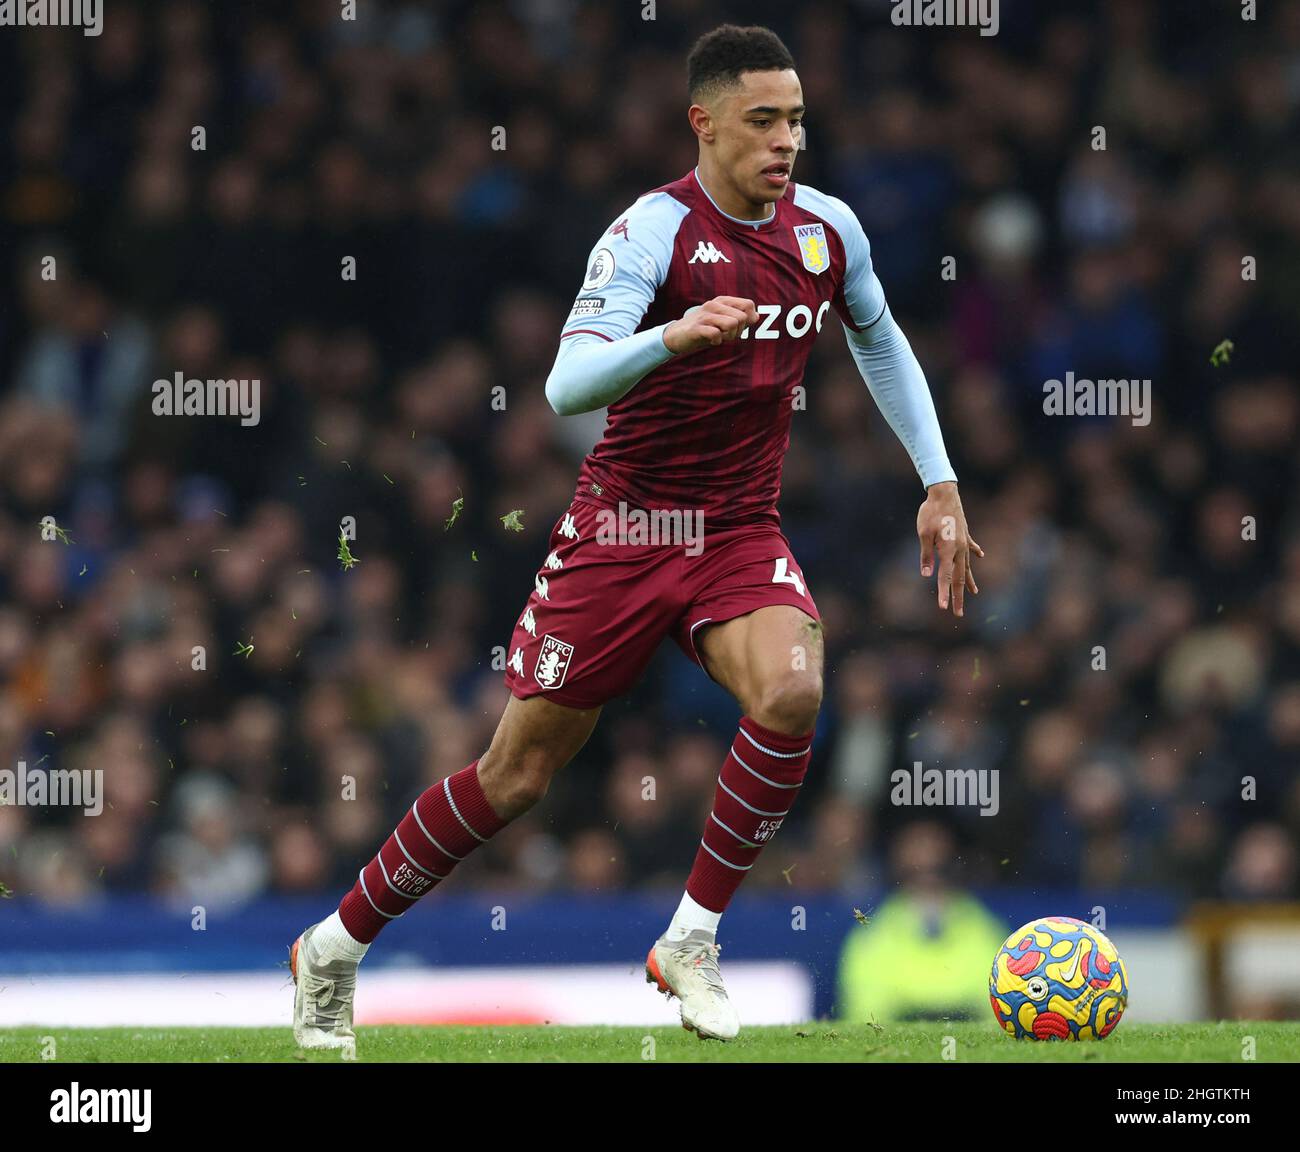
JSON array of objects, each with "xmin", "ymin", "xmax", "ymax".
[{"xmin": 502, "ymin": 494, "xmax": 821, "ymax": 709}]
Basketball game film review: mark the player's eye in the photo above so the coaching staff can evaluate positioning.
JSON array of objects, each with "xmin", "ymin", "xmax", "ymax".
[{"xmin": 753, "ymin": 119, "xmax": 771, "ymax": 128}]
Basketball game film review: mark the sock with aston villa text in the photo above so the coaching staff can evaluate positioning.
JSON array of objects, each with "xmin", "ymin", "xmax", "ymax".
[
  {"xmin": 337, "ymin": 760, "xmax": 509, "ymax": 943},
  {"xmin": 682, "ymin": 716, "xmax": 813, "ymax": 915}
]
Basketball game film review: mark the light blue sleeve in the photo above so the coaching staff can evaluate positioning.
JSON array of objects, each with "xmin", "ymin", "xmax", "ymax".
[
  {"xmin": 845, "ymin": 308, "xmax": 957, "ymax": 488},
  {"xmin": 545, "ymin": 192, "xmax": 689, "ymax": 416},
  {"xmin": 794, "ymin": 184, "xmax": 956, "ymax": 487}
]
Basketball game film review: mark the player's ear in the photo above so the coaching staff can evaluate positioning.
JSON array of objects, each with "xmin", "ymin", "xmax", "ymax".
[{"xmin": 687, "ymin": 103, "xmax": 714, "ymax": 143}]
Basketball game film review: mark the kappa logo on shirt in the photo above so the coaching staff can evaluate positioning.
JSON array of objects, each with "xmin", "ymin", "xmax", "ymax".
[{"xmin": 688, "ymin": 240, "xmax": 731, "ymax": 264}]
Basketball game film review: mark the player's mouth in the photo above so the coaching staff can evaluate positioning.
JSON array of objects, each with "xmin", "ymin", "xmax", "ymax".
[{"xmin": 761, "ymin": 162, "xmax": 790, "ymax": 187}]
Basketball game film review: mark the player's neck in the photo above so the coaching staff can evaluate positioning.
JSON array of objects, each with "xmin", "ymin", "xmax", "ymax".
[{"xmin": 694, "ymin": 164, "xmax": 775, "ymax": 225}]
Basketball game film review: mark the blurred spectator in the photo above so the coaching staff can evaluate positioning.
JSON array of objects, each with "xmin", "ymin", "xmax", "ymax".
[{"xmin": 837, "ymin": 823, "xmax": 1006, "ymax": 1023}]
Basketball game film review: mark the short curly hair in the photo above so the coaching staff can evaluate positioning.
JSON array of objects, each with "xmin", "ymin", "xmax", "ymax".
[{"xmin": 687, "ymin": 24, "xmax": 796, "ymax": 104}]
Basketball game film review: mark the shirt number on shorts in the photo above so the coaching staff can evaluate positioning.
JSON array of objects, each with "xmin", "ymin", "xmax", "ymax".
[{"xmin": 771, "ymin": 557, "xmax": 807, "ymax": 597}]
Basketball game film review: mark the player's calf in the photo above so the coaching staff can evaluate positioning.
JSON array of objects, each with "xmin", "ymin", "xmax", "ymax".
[
  {"xmin": 646, "ymin": 714, "xmax": 815, "ymax": 1039},
  {"xmin": 292, "ymin": 696, "xmax": 600, "ymax": 1050}
]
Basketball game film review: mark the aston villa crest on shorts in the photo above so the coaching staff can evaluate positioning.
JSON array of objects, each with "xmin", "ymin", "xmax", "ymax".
[
  {"xmin": 793, "ymin": 223, "xmax": 829, "ymax": 274},
  {"xmin": 535, "ymin": 634, "xmax": 575, "ymax": 689}
]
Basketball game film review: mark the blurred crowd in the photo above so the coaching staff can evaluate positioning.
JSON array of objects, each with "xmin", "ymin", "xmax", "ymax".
[{"xmin": 1, "ymin": 0, "xmax": 1299, "ymax": 912}]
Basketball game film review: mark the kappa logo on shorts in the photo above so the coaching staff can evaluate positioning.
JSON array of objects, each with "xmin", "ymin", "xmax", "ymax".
[{"xmin": 535, "ymin": 634, "xmax": 575, "ymax": 690}]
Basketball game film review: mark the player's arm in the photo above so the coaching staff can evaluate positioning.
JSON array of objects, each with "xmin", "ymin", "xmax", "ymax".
[
  {"xmin": 546, "ymin": 325, "xmax": 673, "ymax": 416},
  {"xmin": 831, "ymin": 201, "xmax": 983, "ymax": 615},
  {"xmin": 545, "ymin": 195, "xmax": 756, "ymax": 415},
  {"xmin": 547, "ymin": 299, "xmax": 757, "ymax": 415}
]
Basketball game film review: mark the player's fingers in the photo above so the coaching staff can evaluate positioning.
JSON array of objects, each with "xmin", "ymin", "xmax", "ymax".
[
  {"xmin": 963, "ymin": 537, "xmax": 980, "ymax": 594},
  {"xmin": 708, "ymin": 302, "xmax": 749, "ymax": 325},
  {"xmin": 711, "ymin": 306, "xmax": 750, "ymax": 342},
  {"xmin": 918, "ymin": 531, "xmax": 932, "ymax": 577},
  {"xmin": 715, "ymin": 295, "xmax": 757, "ymax": 316},
  {"xmin": 937, "ymin": 549, "xmax": 954, "ymax": 610},
  {"xmin": 713, "ymin": 296, "xmax": 759, "ymax": 329},
  {"xmin": 952, "ymin": 550, "xmax": 967, "ymax": 616}
]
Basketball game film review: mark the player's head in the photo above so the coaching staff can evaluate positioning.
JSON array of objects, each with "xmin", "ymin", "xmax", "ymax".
[{"xmin": 687, "ymin": 25, "xmax": 802, "ymax": 212}]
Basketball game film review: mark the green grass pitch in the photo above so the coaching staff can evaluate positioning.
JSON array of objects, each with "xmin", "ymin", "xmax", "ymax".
[{"xmin": 0, "ymin": 1022, "xmax": 1296, "ymax": 1062}]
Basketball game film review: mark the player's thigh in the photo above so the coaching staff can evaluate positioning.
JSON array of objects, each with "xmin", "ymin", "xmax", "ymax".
[
  {"xmin": 696, "ymin": 603, "xmax": 824, "ymax": 722},
  {"xmin": 478, "ymin": 693, "xmax": 601, "ymax": 812}
]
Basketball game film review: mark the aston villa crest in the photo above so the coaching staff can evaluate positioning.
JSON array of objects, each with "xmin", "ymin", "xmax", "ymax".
[
  {"xmin": 793, "ymin": 223, "xmax": 829, "ymax": 275},
  {"xmin": 534, "ymin": 634, "xmax": 574, "ymax": 689}
]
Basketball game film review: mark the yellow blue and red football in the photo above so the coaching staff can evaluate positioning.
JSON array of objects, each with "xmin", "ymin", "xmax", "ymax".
[{"xmin": 990, "ymin": 916, "xmax": 1128, "ymax": 1040}]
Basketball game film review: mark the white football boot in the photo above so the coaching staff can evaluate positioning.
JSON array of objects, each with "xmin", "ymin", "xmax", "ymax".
[
  {"xmin": 290, "ymin": 922, "xmax": 359, "ymax": 1052},
  {"xmin": 645, "ymin": 929, "xmax": 741, "ymax": 1040}
]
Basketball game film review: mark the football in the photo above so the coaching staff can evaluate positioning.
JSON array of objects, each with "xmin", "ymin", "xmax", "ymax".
[{"xmin": 990, "ymin": 916, "xmax": 1128, "ymax": 1040}]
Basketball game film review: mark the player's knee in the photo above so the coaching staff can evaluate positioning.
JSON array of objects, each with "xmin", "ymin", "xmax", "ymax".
[
  {"xmin": 478, "ymin": 744, "xmax": 561, "ymax": 818},
  {"xmin": 752, "ymin": 674, "xmax": 822, "ymax": 736},
  {"xmin": 497, "ymin": 770, "xmax": 552, "ymax": 816}
]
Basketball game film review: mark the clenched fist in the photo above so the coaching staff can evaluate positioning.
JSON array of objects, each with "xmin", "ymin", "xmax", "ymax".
[{"xmin": 663, "ymin": 296, "xmax": 759, "ymax": 355}]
